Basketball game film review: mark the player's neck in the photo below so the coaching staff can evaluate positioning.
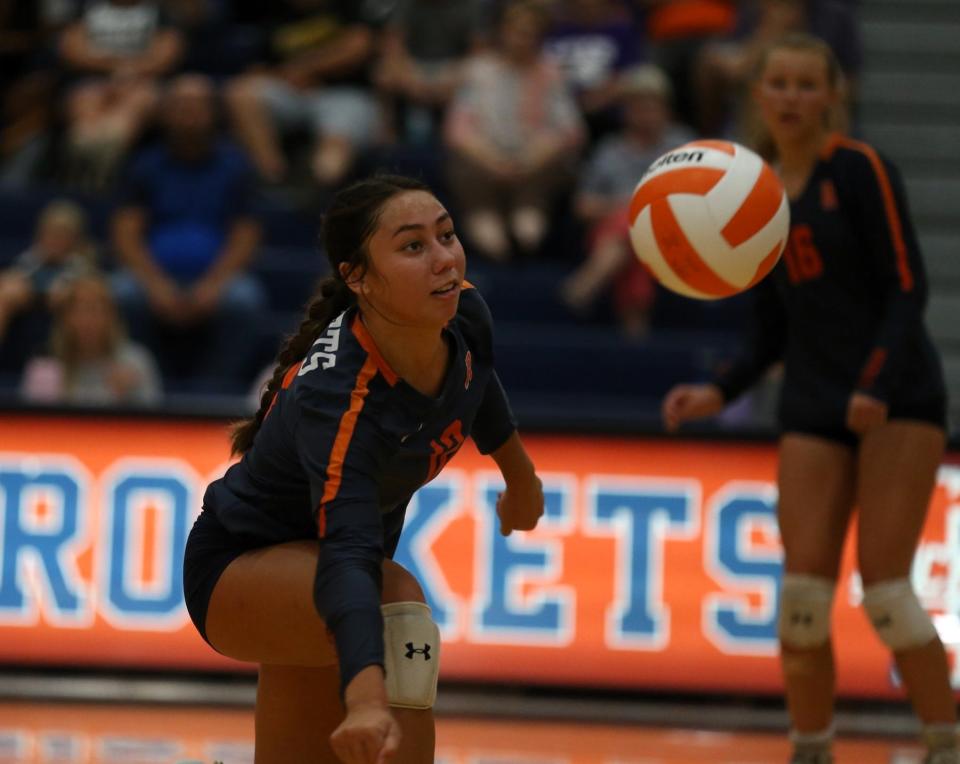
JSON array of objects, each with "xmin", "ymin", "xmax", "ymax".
[
  {"xmin": 359, "ymin": 312, "xmax": 449, "ymax": 397},
  {"xmin": 775, "ymin": 131, "xmax": 829, "ymax": 175}
]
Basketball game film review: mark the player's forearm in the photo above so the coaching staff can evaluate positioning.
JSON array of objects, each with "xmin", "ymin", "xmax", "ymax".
[{"xmin": 489, "ymin": 431, "xmax": 536, "ymax": 486}]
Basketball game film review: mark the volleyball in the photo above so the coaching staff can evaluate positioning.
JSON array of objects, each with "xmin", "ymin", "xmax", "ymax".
[{"xmin": 628, "ymin": 140, "xmax": 790, "ymax": 300}]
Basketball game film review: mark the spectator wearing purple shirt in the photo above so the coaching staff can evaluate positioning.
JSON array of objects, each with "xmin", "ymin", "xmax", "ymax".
[{"xmin": 544, "ymin": 0, "xmax": 645, "ymax": 142}]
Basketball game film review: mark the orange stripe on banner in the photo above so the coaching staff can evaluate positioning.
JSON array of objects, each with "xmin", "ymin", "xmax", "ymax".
[
  {"xmin": 352, "ymin": 315, "xmax": 399, "ymax": 386},
  {"xmin": 629, "ymin": 168, "xmax": 725, "ymax": 224},
  {"xmin": 744, "ymin": 241, "xmax": 784, "ymax": 290},
  {"xmin": 684, "ymin": 139, "xmax": 736, "ymax": 156},
  {"xmin": 651, "ymin": 199, "xmax": 737, "ymax": 297},
  {"xmin": 839, "ymin": 137, "xmax": 913, "ymax": 291},
  {"xmin": 141, "ymin": 503, "xmax": 157, "ymax": 585},
  {"xmin": 316, "ymin": 356, "xmax": 378, "ymax": 537},
  {"xmin": 721, "ymin": 162, "xmax": 784, "ymax": 247}
]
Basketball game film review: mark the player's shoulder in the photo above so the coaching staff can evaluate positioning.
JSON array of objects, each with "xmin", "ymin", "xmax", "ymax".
[
  {"xmin": 452, "ymin": 281, "xmax": 496, "ymax": 355},
  {"xmin": 821, "ymin": 133, "xmax": 900, "ymax": 184},
  {"xmin": 289, "ymin": 311, "xmax": 371, "ymax": 402}
]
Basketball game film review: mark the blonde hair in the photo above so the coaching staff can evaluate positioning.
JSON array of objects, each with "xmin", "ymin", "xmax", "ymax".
[
  {"xmin": 743, "ymin": 33, "xmax": 849, "ymax": 161},
  {"xmin": 50, "ymin": 274, "xmax": 125, "ymax": 389},
  {"xmin": 36, "ymin": 199, "xmax": 98, "ymax": 266}
]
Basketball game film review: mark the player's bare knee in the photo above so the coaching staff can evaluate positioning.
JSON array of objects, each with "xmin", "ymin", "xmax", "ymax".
[
  {"xmin": 382, "ymin": 559, "xmax": 426, "ymax": 605},
  {"xmin": 778, "ymin": 573, "xmax": 835, "ymax": 649},
  {"xmin": 382, "ymin": 601, "xmax": 440, "ymax": 710},
  {"xmin": 862, "ymin": 577, "xmax": 937, "ymax": 652}
]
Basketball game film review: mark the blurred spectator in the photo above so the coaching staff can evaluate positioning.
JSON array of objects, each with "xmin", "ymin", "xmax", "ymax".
[
  {"xmin": 225, "ymin": 0, "xmax": 386, "ymax": 189},
  {"xmin": 443, "ymin": 0, "xmax": 586, "ymax": 261},
  {"xmin": 696, "ymin": 0, "xmax": 861, "ymax": 137},
  {"xmin": 20, "ymin": 273, "xmax": 162, "ymax": 406},
  {"xmin": 560, "ymin": 64, "xmax": 693, "ymax": 336},
  {"xmin": 111, "ymin": 73, "xmax": 266, "ymax": 393},
  {"xmin": 0, "ymin": 200, "xmax": 97, "ymax": 336},
  {"xmin": 634, "ymin": 0, "xmax": 737, "ymax": 131},
  {"xmin": 59, "ymin": 0, "xmax": 184, "ymax": 190},
  {"xmin": 544, "ymin": 0, "xmax": 645, "ymax": 142},
  {"xmin": 0, "ymin": 1, "xmax": 61, "ymax": 185},
  {"xmin": 374, "ymin": 0, "xmax": 488, "ymax": 146}
]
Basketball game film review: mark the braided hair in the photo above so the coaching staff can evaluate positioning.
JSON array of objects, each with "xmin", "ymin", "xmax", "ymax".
[{"xmin": 231, "ymin": 174, "xmax": 432, "ymax": 455}]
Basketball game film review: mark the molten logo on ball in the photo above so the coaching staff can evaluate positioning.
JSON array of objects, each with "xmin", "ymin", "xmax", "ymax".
[{"xmin": 629, "ymin": 139, "xmax": 790, "ymax": 300}]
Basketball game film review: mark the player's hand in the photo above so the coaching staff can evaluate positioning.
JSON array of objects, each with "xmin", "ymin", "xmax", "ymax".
[
  {"xmin": 846, "ymin": 392, "xmax": 888, "ymax": 434},
  {"xmin": 496, "ymin": 473, "xmax": 544, "ymax": 536},
  {"xmin": 330, "ymin": 701, "xmax": 401, "ymax": 764},
  {"xmin": 661, "ymin": 385, "xmax": 724, "ymax": 432},
  {"xmin": 661, "ymin": 383, "xmax": 724, "ymax": 432}
]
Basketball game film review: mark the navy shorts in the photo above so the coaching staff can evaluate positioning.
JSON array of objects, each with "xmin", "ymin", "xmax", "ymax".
[
  {"xmin": 782, "ymin": 395, "xmax": 947, "ymax": 448},
  {"xmin": 182, "ymin": 509, "xmax": 269, "ymax": 646}
]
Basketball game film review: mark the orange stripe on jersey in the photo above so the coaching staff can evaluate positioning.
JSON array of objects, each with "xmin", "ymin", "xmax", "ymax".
[
  {"xmin": 264, "ymin": 360, "xmax": 304, "ymax": 419},
  {"xmin": 651, "ymin": 198, "xmax": 737, "ymax": 297},
  {"xmin": 351, "ymin": 315, "xmax": 399, "ymax": 386},
  {"xmin": 316, "ymin": 356, "xmax": 378, "ymax": 538},
  {"xmin": 629, "ymin": 168, "xmax": 725, "ymax": 225},
  {"xmin": 859, "ymin": 348, "xmax": 888, "ymax": 389},
  {"xmin": 721, "ymin": 160, "xmax": 784, "ymax": 247},
  {"xmin": 462, "ymin": 280, "xmax": 475, "ymax": 290},
  {"xmin": 838, "ymin": 137, "xmax": 914, "ymax": 292}
]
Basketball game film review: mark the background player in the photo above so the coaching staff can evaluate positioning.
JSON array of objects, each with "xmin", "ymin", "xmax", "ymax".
[
  {"xmin": 661, "ymin": 34, "xmax": 957, "ymax": 764},
  {"xmin": 183, "ymin": 174, "xmax": 545, "ymax": 763}
]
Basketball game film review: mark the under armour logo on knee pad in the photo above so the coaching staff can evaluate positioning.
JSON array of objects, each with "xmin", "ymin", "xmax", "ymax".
[
  {"xmin": 791, "ymin": 612, "xmax": 814, "ymax": 627},
  {"xmin": 405, "ymin": 642, "xmax": 432, "ymax": 660}
]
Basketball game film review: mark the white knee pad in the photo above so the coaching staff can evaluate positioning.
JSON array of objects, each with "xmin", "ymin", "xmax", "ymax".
[
  {"xmin": 862, "ymin": 578, "xmax": 937, "ymax": 651},
  {"xmin": 382, "ymin": 601, "xmax": 441, "ymax": 710},
  {"xmin": 778, "ymin": 574, "xmax": 835, "ymax": 649}
]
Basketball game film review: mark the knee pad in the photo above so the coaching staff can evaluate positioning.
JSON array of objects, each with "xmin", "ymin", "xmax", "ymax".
[
  {"xmin": 382, "ymin": 601, "xmax": 440, "ymax": 710},
  {"xmin": 778, "ymin": 574, "xmax": 835, "ymax": 649},
  {"xmin": 862, "ymin": 578, "xmax": 937, "ymax": 651}
]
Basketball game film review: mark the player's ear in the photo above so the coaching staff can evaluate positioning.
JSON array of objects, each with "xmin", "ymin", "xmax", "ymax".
[{"xmin": 339, "ymin": 262, "xmax": 364, "ymax": 296}]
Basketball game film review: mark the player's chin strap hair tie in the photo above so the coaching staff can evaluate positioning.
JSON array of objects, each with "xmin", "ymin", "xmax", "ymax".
[{"xmin": 382, "ymin": 601, "xmax": 441, "ymax": 710}]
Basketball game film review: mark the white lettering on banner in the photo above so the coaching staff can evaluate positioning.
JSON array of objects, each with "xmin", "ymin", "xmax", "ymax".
[
  {"xmin": 299, "ymin": 312, "xmax": 344, "ymax": 375},
  {"xmin": 471, "ymin": 472, "xmax": 577, "ymax": 646},
  {"xmin": 0, "ymin": 456, "xmax": 93, "ymax": 627},
  {"xmin": 702, "ymin": 482, "xmax": 781, "ymax": 655},
  {"xmin": 3, "ymin": 451, "xmax": 960, "ymax": 675},
  {"xmin": 583, "ymin": 477, "xmax": 700, "ymax": 650}
]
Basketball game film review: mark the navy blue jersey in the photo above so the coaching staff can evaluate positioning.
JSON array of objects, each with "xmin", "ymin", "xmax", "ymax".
[
  {"xmin": 203, "ymin": 285, "xmax": 515, "ymax": 688},
  {"xmin": 716, "ymin": 134, "xmax": 946, "ymax": 430}
]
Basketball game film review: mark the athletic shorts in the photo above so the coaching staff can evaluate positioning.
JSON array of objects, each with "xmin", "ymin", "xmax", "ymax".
[
  {"xmin": 182, "ymin": 509, "xmax": 270, "ymax": 647},
  {"xmin": 781, "ymin": 395, "xmax": 947, "ymax": 448}
]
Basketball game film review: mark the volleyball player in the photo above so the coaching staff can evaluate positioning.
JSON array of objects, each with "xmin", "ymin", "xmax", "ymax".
[
  {"xmin": 183, "ymin": 175, "xmax": 545, "ymax": 763},
  {"xmin": 662, "ymin": 34, "xmax": 957, "ymax": 764}
]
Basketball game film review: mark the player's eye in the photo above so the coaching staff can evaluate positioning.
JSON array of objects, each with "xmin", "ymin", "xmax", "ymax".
[
  {"xmin": 401, "ymin": 239, "xmax": 424, "ymax": 253},
  {"xmin": 440, "ymin": 229, "xmax": 457, "ymax": 244}
]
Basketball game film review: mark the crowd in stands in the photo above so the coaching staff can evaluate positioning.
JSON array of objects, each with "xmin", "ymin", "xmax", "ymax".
[{"xmin": 0, "ymin": 0, "xmax": 861, "ymax": 416}]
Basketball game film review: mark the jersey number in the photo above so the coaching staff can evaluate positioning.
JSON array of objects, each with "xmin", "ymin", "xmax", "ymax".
[{"xmin": 783, "ymin": 224, "xmax": 824, "ymax": 285}]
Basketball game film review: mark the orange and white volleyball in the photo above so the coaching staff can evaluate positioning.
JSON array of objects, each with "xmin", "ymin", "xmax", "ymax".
[{"xmin": 629, "ymin": 140, "xmax": 789, "ymax": 300}]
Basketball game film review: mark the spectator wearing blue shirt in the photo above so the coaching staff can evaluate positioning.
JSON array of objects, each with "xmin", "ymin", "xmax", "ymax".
[{"xmin": 111, "ymin": 73, "xmax": 266, "ymax": 393}]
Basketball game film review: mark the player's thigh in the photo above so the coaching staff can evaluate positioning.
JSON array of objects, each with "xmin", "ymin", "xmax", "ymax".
[
  {"xmin": 205, "ymin": 539, "xmax": 338, "ymax": 666},
  {"xmin": 856, "ymin": 419, "xmax": 945, "ymax": 584},
  {"xmin": 205, "ymin": 543, "xmax": 428, "ymax": 666},
  {"xmin": 777, "ymin": 432, "xmax": 857, "ymax": 577}
]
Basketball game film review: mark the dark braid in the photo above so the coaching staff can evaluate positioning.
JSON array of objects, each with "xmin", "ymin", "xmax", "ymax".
[{"xmin": 230, "ymin": 173, "xmax": 432, "ymax": 455}]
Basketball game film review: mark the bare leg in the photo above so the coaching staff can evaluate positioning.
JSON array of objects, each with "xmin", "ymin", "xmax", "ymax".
[
  {"xmin": 857, "ymin": 421, "xmax": 955, "ymax": 727},
  {"xmin": 205, "ymin": 543, "xmax": 435, "ymax": 762},
  {"xmin": 777, "ymin": 434, "xmax": 857, "ymax": 734},
  {"xmin": 312, "ymin": 135, "xmax": 354, "ymax": 187}
]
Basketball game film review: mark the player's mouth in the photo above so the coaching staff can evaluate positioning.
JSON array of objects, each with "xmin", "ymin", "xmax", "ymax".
[
  {"xmin": 778, "ymin": 112, "xmax": 802, "ymax": 125},
  {"xmin": 431, "ymin": 280, "xmax": 460, "ymax": 298}
]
